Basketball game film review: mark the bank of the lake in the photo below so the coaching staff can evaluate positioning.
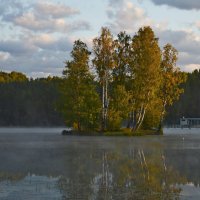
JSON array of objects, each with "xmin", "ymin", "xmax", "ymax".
[{"xmin": 62, "ymin": 128, "xmax": 162, "ymax": 136}]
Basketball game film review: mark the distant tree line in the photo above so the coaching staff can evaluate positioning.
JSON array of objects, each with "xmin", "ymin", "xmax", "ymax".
[
  {"xmin": 0, "ymin": 72, "xmax": 64, "ymax": 126},
  {"xmin": 165, "ymin": 69, "xmax": 200, "ymax": 125},
  {"xmin": 0, "ymin": 26, "xmax": 189, "ymax": 131}
]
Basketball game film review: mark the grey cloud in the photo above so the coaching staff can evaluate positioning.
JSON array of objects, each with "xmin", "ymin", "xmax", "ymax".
[
  {"xmin": 1, "ymin": 1, "xmax": 90, "ymax": 33},
  {"xmin": 106, "ymin": 10, "xmax": 115, "ymax": 19},
  {"xmin": 0, "ymin": 0, "xmax": 32, "ymax": 22},
  {"xmin": 13, "ymin": 14, "xmax": 91, "ymax": 33},
  {"xmin": 0, "ymin": 35, "xmax": 73, "ymax": 77},
  {"xmin": 150, "ymin": 0, "xmax": 200, "ymax": 10},
  {"xmin": 156, "ymin": 29, "xmax": 200, "ymax": 55},
  {"xmin": 35, "ymin": 2, "xmax": 79, "ymax": 18},
  {"xmin": 69, "ymin": 21, "xmax": 91, "ymax": 32},
  {"xmin": 33, "ymin": 37, "xmax": 73, "ymax": 52},
  {"xmin": 0, "ymin": 50, "xmax": 69, "ymax": 78},
  {"xmin": 0, "ymin": 40, "xmax": 37, "ymax": 56},
  {"xmin": 155, "ymin": 28, "xmax": 200, "ymax": 71},
  {"xmin": 108, "ymin": 0, "xmax": 124, "ymax": 7},
  {"xmin": 0, "ymin": 0, "xmax": 23, "ymax": 14},
  {"xmin": 178, "ymin": 52, "xmax": 200, "ymax": 65},
  {"xmin": 106, "ymin": 0, "xmax": 150, "ymax": 34}
]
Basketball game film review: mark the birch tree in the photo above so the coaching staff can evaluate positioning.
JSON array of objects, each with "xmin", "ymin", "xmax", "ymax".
[
  {"xmin": 130, "ymin": 26, "xmax": 161, "ymax": 131},
  {"xmin": 107, "ymin": 32, "xmax": 131, "ymax": 130},
  {"xmin": 93, "ymin": 27, "xmax": 115, "ymax": 131},
  {"xmin": 112, "ymin": 32, "xmax": 131, "ymax": 86}
]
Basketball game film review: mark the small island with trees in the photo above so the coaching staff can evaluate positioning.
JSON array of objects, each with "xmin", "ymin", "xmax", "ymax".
[
  {"xmin": 59, "ymin": 26, "xmax": 186, "ymax": 135},
  {"xmin": 0, "ymin": 26, "xmax": 189, "ymax": 135}
]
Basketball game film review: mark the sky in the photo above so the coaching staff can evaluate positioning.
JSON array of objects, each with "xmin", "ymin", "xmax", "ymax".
[{"xmin": 1, "ymin": 0, "xmax": 200, "ymax": 78}]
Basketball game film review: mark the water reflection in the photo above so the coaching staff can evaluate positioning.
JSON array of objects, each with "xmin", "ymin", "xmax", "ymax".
[
  {"xmin": 0, "ymin": 173, "xmax": 62, "ymax": 200},
  {"xmin": 58, "ymin": 149, "xmax": 186, "ymax": 199},
  {"xmin": 0, "ymin": 129, "xmax": 200, "ymax": 199},
  {"xmin": 0, "ymin": 151, "xmax": 186, "ymax": 199}
]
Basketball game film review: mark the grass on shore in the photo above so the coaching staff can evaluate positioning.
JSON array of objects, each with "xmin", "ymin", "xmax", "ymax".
[
  {"xmin": 104, "ymin": 128, "xmax": 162, "ymax": 136},
  {"xmin": 66, "ymin": 128, "xmax": 162, "ymax": 136}
]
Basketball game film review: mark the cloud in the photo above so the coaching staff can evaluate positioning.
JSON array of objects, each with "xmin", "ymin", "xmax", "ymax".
[
  {"xmin": 1, "ymin": 1, "xmax": 90, "ymax": 33},
  {"xmin": 0, "ymin": 49, "xmax": 68, "ymax": 78},
  {"xmin": 182, "ymin": 64, "xmax": 200, "ymax": 72},
  {"xmin": 35, "ymin": 2, "xmax": 80, "ymax": 18},
  {"xmin": 107, "ymin": 0, "xmax": 153, "ymax": 34},
  {"xmin": 108, "ymin": 0, "xmax": 124, "ymax": 7},
  {"xmin": 0, "ymin": 0, "xmax": 31, "ymax": 23},
  {"xmin": 0, "ymin": 33, "xmax": 74, "ymax": 78},
  {"xmin": 35, "ymin": 2, "xmax": 79, "ymax": 18},
  {"xmin": 157, "ymin": 29, "xmax": 200, "ymax": 56},
  {"xmin": 106, "ymin": 0, "xmax": 200, "ymax": 72},
  {"xmin": 0, "ymin": 1, "xmax": 91, "ymax": 77},
  {"xmin": 31, "ymin": 34, "xmax": 73, "ymax": 52},
  {"xmin": 194, "ymin": 21, "xmax": 200, "ymax": 31},
  {"xmin": 14, "ymin": 12, "xmax": 90, "ymax": 33},
  {"xmin": 150, "ymin": 0, "xmax": 200, "ymax": 10},
  {"xmin": 0, "ymin": 40, "xmax": 37, "ymax": 56},
  {"xmin": 0, "ymin": 51, "xmax": 10, "ymax": 61},
  {"xmin": 155, "ymin": 28, "xmax": 200, "ymax": 71}
]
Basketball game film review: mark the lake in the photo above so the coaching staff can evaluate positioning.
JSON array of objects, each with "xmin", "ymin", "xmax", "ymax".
[{"xmin": 0, "ymin": 128, "xmax": 200, "ymax": 199}]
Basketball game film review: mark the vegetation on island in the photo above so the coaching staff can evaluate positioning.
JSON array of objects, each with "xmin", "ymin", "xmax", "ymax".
[
  {"xmin": 0, "ymin": 26, "xmax": 188, "ymax": 135},
  {"xmin": 59, "ymin": 26, "xmax": 186, "ymax": 134}
]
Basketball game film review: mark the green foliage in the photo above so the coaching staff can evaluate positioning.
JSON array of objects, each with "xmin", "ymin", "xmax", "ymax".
[
  {"xmin": 0, "ymin": 71, "xmax": 28, "ymax": 83},
  {"xmin": 142, "ymin": 99, "xmax": 163, "ymax": 130},
  {"xmin": 129, "ymin": 26, "xmax": 162, "ymax": 131},
  {"xmin": 93, "ymin": 27, "xmax": 115, "ymax": 79},
  {"xmin": 160, "ymin": 44, "xmax": 187, "ymax": 106},
  {"xmin": 158, "ymin": 44, "xmax": 187, "ymax": 130},
  {"xmin": 108, "ymin": 85, "xmax": 131, "ymax": 130},
  {"xmin": 92, "ymin": 27, "xmax": 115, "ymax": 131},
  {"xmin": 0, "ymin": 73, "xmax": 64, "ymax": 126},
  {"xmin": 112, "ymin": 31, "xmax": 131, "ymax": 86},
  {"xmin": 60, "ymin": 40, "xmax": 101, "ymax": 131}
]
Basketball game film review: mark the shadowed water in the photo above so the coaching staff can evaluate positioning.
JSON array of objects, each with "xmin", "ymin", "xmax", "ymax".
[{"xmin": 0, "ymin": 128, "xmax": 200, "ymax": 199}]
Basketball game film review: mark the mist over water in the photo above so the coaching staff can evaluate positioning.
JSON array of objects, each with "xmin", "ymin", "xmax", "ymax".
[{"xmin": 0, "ymin": 128, "xmax": 200, "ymax": 199}]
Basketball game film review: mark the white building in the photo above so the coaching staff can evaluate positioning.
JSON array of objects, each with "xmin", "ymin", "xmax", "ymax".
[{"xmin": 180, "ymin": 117, "xmax": 200, "ymax": 128}]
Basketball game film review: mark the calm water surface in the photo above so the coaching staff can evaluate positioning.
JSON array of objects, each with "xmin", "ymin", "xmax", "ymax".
[{"xmin": 0, "ymin": 128, "xmax": 200, "ymax": 199}]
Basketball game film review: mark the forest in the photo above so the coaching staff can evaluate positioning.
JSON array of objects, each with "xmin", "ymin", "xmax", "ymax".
[
  {"xmin": 0, "ymin": 71, "xmax": 64, "ymax": 126},
  {"xmin": 0, "ymin": 26, "xmax": 194, "ymax": 133},
  {"xmin": 165, "ymin": 69, "xmax": 200, "ymax": 125}
]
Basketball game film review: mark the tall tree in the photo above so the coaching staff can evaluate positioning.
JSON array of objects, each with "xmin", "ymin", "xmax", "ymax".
[
  {"xmin": 61, "ymin": 40, "xmax": 101, "ymax": 131},
  {"xmin": 112, "ymin": 32, "xmax": 131, "ymax": 86},
  {"xmin": 108, "ymin": 32, "xmax": 131, "ymax": 130},
  {"xmin": 129, "ymin": 26, "xmax": 162, "ymax": 131},
  {"xmin": 158, "ymin": 44, "xmax": 187, "ymax": 132},
  {"xmin": 93, "ymin": 27, "xmax": 115, "ymax": 131}
]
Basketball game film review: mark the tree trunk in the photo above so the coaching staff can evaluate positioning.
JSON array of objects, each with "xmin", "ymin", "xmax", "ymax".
[
  {"xmin": 132, "ymin": 106, "xmax": 146, "ymax": 131},
  {"xmin": 157, "ymin": 100, "xmax": 166, "ymax": 133},
  {"xmin": 127, "ymin": 111, "xmax": 133, "ymax": 129},
  {"xmin": 104, "ymin": 71, "xmax": 108, "ymax": 130},
  {"xmin": 101, "ymin": 72, "xmax": 108, "ymax": 132},
  {"xmin": 132, "ymin": 107, "xmax": 142, "ymax": 131},
  {"xmin": 136, "ymin": 107, "xmax": 146, "ymax": 130},
  {"xmin": 101, "ymin": 79, "xmax": 105, "ymax": 131}
]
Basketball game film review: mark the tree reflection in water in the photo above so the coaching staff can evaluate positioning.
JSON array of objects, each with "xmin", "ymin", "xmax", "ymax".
[{"xmin": 58, "ymin": 148, "xmax": 187, "ymax": 200}]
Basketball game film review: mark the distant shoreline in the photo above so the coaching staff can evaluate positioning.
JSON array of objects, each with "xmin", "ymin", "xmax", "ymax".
[
  {"xmin": 164, "ymin": 127, "xmax": 200, "ymax": 134},
  {"xmin": 62, "ymin": 129, "xmax": 161, "ymax": 137}
]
